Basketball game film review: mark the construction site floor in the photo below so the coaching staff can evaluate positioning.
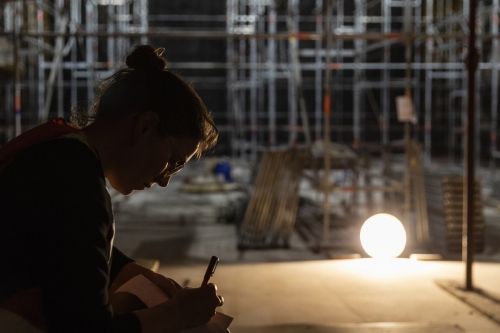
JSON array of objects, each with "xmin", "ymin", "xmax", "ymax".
[{"xmin": 113, "ymin": 161, "xmax": 500, "ymax": 333}]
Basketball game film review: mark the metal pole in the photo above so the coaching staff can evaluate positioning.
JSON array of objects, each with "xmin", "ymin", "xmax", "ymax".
[
  {"xmin": 237, "ymin": 0, "xmax": 246, "ymax": 157},
  {"xmin": 322, "ymin": 0, "xmax": 332, "ymax": 245},
  {"xmin": 288, "ymin": 0, "xmax": 312, "ymax": 147},
  {"xmin": 42, "ymin": 12, "xmax": 67, "ymax": 123},
  {"xmin": 314, "ymin": 0, "xmax": 323, "ymax": 140},
  {"xmin": 382, "ymin": 0, "xmax": 390, "ymax": 147},
  {"xmin": 287, "ymin": 0, "xmax": 297, "ymax": 146},
  {"xmin": 226, "ymin": 0, "xmax": 236, "ymax": 157},
  {"xmin": 403, "ymin": 0, "xmax": 413, "ymax": 240},
  {"xmin": 139, "ymin": 0, "xmax": 149, "ymax": 45},
  {"xmin": 56, "ymin": 0, "xmax": 64, "ymax": 119},
  {"xmin": 475, "ymin": 1, "xmax": 482, "ymax": 164},
  {"xmin": 424, "ymin": 0, "xmax": 434, "ymax": 166},
  {"xmin": 36, "ymin": 0, "xmax": 45, "ymax": 123},
  {"xmin": 268, "ymin": 3, "xmax": 277, "ymax": 147},
  {"xmin": 464, "ymin": 0, "xmax": 477, "ymax": 291},
  {"xmin": 13, "ymin": 2, "xmax": 21, "ymax": 136},
  {"xmin": 238, "ymin": 36, "xmax": 246, "ymax": 157},
  {"xmin": 71, "ymin": 0, "xmax": 78, "ymax": 114},
  {"xmin": 335, "ymin": 0, "xmax": 343, "ymax": 142},
  {"xmin": 85, "ymin": 1, "xmax": 94, "ymax": 108},
  {"xmin": 250, "ymin": 0, "xmax": 258, "ymax": 161},
  {"xmin": 352, "ymin": 0, "xmax": 362, "ymax": 151},
  {"xmin": 413, "ymin": 2, "xmax": 422, "ymax": 143},
  {"xmin": 492, "ymin": 0, "xmax": 499, "ymax": 170}
]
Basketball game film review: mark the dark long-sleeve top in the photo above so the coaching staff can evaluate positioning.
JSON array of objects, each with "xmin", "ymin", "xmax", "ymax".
[{"xmin": 0, "ymin": 136, "xmax": 142, "ymax": 332}]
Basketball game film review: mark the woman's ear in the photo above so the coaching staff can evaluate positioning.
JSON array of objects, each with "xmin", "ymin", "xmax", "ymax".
[{"xmin": 135, "ymin": 111, "xmax": 160, "ymax": 138}]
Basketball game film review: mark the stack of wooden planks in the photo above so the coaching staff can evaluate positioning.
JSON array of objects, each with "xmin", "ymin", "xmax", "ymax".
[{"xmin": 238, "ymin": 148, "xmax": 306, "ymax": 249}]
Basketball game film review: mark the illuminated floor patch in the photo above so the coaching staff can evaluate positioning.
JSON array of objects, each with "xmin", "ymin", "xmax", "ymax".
[{"xmin": 232, "ymin": 322, "xmax": 465, "ymax": 333}]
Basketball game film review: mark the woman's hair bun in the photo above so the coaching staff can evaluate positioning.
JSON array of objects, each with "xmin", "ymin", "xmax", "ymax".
[{"xmin": 126, "ymin": 45, "xmax": 167, "ymax": 72}]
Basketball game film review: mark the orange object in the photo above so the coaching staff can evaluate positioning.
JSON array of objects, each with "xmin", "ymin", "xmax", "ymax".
[{"xmin": 323, "ymin": 94, "xmax": 331, "ymax": 115}]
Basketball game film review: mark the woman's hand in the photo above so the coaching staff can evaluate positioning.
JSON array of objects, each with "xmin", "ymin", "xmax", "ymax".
[
  {"xmin": 169, "ymin": 283, "xmax": 222, "ymax": 328},
  {"xmin": 134, "ymin": 283, "xmax": 223, "ymax": 333}
]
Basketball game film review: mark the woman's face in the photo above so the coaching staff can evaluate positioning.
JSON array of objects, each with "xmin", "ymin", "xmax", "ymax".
[{"xmin": 108, "ymin": 112, "xmax": 199, "ymax": 195}]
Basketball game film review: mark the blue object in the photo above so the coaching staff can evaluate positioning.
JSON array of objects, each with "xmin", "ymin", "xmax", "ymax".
[{"xmin": 213, "ymin": 160, "xmax": 232, "ymax": 182}]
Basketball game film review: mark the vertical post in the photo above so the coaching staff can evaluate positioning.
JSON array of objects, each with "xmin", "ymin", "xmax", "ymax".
[
  {"xmin": 107, "ymin": 3, "xmax": 115, "ymax": 69},
  {"xmin": 424, "ymin": 0, "xmax": 434, "ymax": 166},
  {"xmin": 268, "ymin": 2, "xmax": 277, "ymax": 147},
  {"xmin": 352, "ymin": 0, "xmax": 362, "ymax": 151},
  {"xmin": 122, "ymin": 3, "xmax": 130, "ymax": 53},
  {"xmin": 139, "ymin": 0, "xmax": 149, "ymax": 45},
  {"xmin": 287, "ymin": 0, "xmax": 298, "ymax": 147},
  {"xmin": 492, "ymin": 0, "xmax": 499, "ymax": 168},
  {"xmin": 226, "ymin": 0, "xmax": 236, "ymax": 156},
  {"xmin": 27, "ymin": 2, "xmax": 36, "ymax": 128},
  {"xmin": 464, "ymin": 0, "xmax": 477, "ymax": 291},
  {"xmin": 56, "ymin": 0, "xmax": 64, "ymax": 119},
  {"xmin": 323, "ymin": 0, "xmax": 332, "ymax": 245},
  {"xmin": 13, "ymin": 2, "xmax": 21, "ymax": 136},
  {"xmin": 381, "ymin": 0, "xmax": 390, "ymax": 147},
  {"xmin": 238, "ymin": 36, "xmax": 246, "ymax": 157},
  {"xmin": 475, "ymin": 2, "xmax": 482, "ymax": 164},
  {"xmin": 314, "ymin": 0, "xmax": 323, "ymax": 140},
  {"xmin": 286, "ymin": 1, "xmax": 314, "ymax": 149},
  {"xmin": 71, "ymin": 0, "xmax": 78, "ymax": 113},
  {"xmin": 335, "ymin": 0, "xmax": 343, "ymax": 142},
  {"xmin": 86, "ymin": 1, "xmax": 95, "ymax": 106},
  {"xmin": 461, "ymin": 0, "xmax": 469, "ymax": 161},
  {"xmin": 237, "ymin": 0, "xmax": 246, "ymax": 159},
  {"xmin": 250, "ymin": 0, "xmax": 258, "ymax": 161},
  {"xmin": 37, "ymin": 0, "xmax": 45, "ymax": 123},
  {"xmin": 413, "ymin": 2, "xmax": 422, "ymax": 143},
  {"xmin": 257, "ymin": 8, "xmax": 266, "ymax": 150},
  {"xmin": 446, "ymin": 0, "xmax": 455, "ymax": 164},
  {"xmin": 116, "ymin": 2, "xmax": 123, "ymax": 57},
  {"xmin": 403, "ymin": 0, "xmax": 413, "ymax": 239}
]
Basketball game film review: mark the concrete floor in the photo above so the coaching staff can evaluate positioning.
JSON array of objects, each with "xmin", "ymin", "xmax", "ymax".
[{"xmin": 113, "ymin": 160, "xmax": 500, "ymax": 333}]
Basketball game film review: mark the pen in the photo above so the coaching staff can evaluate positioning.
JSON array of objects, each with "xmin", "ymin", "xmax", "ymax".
[{"xmin": 201, "ymin": 255, "xmax": 219, "ymax": 286}]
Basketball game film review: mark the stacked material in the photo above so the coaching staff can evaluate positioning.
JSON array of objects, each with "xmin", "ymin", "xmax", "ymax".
[
  {"xmin": 425, "ymin": 175, "xmax": 485, "ymax": 254},
  {"xmin": 238, "ymin": 148, "xmax": 306, "ymax": 249}
]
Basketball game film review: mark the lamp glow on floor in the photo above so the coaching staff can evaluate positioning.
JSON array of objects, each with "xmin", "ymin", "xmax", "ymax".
[{"xmin": 360, "ymin": 213, "xmax": 407, "ymax": 258}]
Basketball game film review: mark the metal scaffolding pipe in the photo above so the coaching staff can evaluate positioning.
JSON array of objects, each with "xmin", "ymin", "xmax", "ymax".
[
  {"xmin": 322, "ymin": 0, "xmax": 333, "ymax": 246},
  {"xmin": 464, "ymin": 0, "xmax": 477, "ymax": 291},
  {"xmin": 492, "ymin": 0, "xmax": 500, "ymax": 167},
  {"xmin": 8, "ymin": 30, "xmax": 500, "ymax": 40}
]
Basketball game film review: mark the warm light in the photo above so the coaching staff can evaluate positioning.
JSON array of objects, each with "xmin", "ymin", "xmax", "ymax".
[{"xmin": 360, "ymin": 214, "xmax": 406, "ymax": 258}]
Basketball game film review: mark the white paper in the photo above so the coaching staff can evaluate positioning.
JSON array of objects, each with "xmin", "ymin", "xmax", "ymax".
[
  {"xmin": 115, "ymin": 274, "xmax": 233, "ymax": 333},
  {"xmin": 115, "ymin": 274, "xmax": 169, "ymax": 307},
  {"xmin": 396, "ymin": 96, "xmax": 416, "ymax": 122}
]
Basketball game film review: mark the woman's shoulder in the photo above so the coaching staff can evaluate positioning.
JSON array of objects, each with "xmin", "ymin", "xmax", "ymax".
[
  {"xmin": 25, "ymin": 135, "xmax": 97, "ymax": 163},
  {"xmin": 6, "ymin": 135, "xmax": 103, "ymax": 179}
]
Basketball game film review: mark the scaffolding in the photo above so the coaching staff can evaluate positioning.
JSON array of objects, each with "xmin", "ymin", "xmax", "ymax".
[
  {"xmin": 0, "ymin": 0, "xmax": 148, "ymax": 142},
  {"xmin": 1, "ymin": 0, "xmax": 500, "ymax": 166},
  {"xmin": 222, "ymin": 0, "xmax": 500, "ymax": 168}
]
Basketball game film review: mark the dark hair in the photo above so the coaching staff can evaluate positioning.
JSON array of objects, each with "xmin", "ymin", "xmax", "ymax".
[{"xmin": 71, "ymin": 45, "xmax": 218, "ymax": 158}]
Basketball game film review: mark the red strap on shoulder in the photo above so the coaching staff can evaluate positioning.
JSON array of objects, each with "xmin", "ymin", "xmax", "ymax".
[{"xmin": 0, "ymin": 118, "xmax": 81, "ymax": 163}]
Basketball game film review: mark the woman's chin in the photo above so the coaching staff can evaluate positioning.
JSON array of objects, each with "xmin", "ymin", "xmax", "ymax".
[
  {"xmin": 109, "ymin": 182, "xmax": 134, "ymax": 196},
  {"xmin": 121, "ymin": 189, "xmax": 135, "ymax": 196}
]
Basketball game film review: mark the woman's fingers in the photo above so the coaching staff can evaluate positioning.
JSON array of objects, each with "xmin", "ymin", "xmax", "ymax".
[
  {"xmin": 217, "ymin": 295, "xmax": 224, "ymax": 307},
  {"xmin": 149, "ymin": 274, "xmax": 183, "ymax": 298},
  {"xmin": 203, "ymin": 283, "xmax": 222, "ymax": 307},
  {"xmin": 167, "ymin": 277, "xmax": 183, "ymax": 291}
]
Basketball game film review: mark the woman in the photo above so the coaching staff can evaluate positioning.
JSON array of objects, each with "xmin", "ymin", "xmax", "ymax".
[{"xmin": 0, "ymin": 45, "xmax": 221, "ymax": 332}]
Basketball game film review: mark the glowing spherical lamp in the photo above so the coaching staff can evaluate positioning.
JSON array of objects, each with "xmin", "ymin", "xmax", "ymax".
[{"xmin": 360, "ymin": 213, "xmax": 407, "ymax": 258}]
